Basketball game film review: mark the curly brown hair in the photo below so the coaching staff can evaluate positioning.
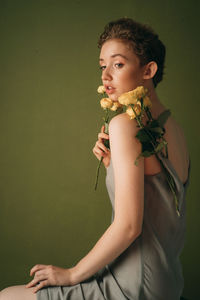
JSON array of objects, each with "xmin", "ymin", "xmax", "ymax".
[{"xmin": 98, "ymin": 18, "xmax": 166, "ymax": 88}]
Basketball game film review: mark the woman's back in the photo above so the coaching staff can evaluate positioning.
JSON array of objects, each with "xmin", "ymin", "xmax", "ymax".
[
  {"xmin": 144, "ymin": 104, "xmax": 190, "ymax": 185},
  {"xmin": 163, "ymin": 115, "xmax": 190, "ymax": 184}
]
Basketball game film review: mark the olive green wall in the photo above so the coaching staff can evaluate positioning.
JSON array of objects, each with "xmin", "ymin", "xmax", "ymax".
[{"xmin": 0, "ymin": 0, "xmax": 199, "ymax": 299}]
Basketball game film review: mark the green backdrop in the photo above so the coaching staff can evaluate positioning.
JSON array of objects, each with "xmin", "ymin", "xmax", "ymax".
[{"xmin": 0, "ymin": 1, "xmax": 199, "ymax": 299}]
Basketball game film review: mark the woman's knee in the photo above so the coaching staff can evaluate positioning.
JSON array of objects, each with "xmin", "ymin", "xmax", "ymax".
[
  {"xmin": 0, "ymin": 285, "xmax": 37, "ymax": 300},
  {"xmin": 0, "ymin": 286, "xmax": 14, "ymax": 299}
]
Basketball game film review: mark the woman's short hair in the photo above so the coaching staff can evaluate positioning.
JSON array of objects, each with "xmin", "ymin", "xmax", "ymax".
[{"xmin": 98, "ymin": 18, "xmax": 166, "ymax": 88}]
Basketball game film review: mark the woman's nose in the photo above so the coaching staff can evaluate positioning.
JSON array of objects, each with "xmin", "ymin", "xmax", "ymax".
[{"xmin": 101, "ymin": 67, "xmax": 112, "ymax": 81}]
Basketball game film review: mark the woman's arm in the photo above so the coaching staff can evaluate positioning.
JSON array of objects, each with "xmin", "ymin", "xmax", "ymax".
[{"xmin": 70, "ymin": 113, "xmax": 144, "ymax": 285}]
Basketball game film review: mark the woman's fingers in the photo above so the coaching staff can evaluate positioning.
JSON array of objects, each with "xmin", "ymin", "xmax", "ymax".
[
  {"xmin": 99, "ymin": 124, "xmax": 109, "ymax": 140},
  {"xmin": 93, "ymin": 148, "xmax": 104, "ymax": 159},
  {"xmin": 94, "ymin": 147, "xmax": 106, "ymax": 158},
  {"xmin": 92, "ymin": 125, "xmax": 110, "ymax": 161},
  {"xmin": 30, "ymin": 264, "xmax": 47, "ymax": 276},
  {"xmin": 33, "ymin": 280, "xmax": 49, "ymax": 293},
  {"xmin": 98, "ymin": 132, "xmax": 109, "ymax": 140},
  {"xmin": 26, "ymin": 271, "xmax": 46, "ymax": 288},
  {"xmin": 96, "ymin": 140, "xmax": 109, "ymax": 154},
  {"xmin": 26, "ymin": 278, "xmax": 41, "ymax": 289},
  {"xmin": 101, "ymin": 125, "xmax": 104, "ymax": 132},
  {"xmin": 93, "ymin": 148, "xmax": 108, "ymax": 161},
  {"xmin": 26, "ymin": 264, "xmax": 72, "ymax": 292}
]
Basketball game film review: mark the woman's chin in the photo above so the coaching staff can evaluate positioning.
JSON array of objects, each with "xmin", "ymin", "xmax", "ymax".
[{"xmin": 108, "ymin": 94, "xmax": 118, "ymax": 102}]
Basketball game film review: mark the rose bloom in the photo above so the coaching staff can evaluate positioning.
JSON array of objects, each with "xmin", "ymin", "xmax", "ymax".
[
  {"xmin": 118, "ymin": 90, "xmax": 138, "ymax": 106},
  {"xmin": 134, "ymin": 86, "xmax": 148, "ymax": 98},
  {"xmin": 97, "ymin": 85, "xmax": 106, "ymax": 94},
  {"xmin": 126, "ymin": 104, "xmax": 142, "ymax": 119},
  {"xmin": 110, "ymin": 101, "xmax": 123, "ymax": 111},
  {"xmin": 100, "ymin": 98, "xmax": 113, "ymax": 109},
  {"xmin": 143, "ymin": 95, "xmax": 152, "ymax": 108}
]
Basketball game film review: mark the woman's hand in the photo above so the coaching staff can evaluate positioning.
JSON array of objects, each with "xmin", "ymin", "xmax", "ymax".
[
  {"xmin": 92, "ymin": 125, "xmax": 111, "ymax": 168},
  {"xmin": 26, "ymin": 264, "xmax": 73, "ymax": 293}
]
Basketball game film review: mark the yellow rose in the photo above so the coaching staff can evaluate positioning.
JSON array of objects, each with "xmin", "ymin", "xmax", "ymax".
[
  {"xmin": 126, "ymin": 104, "xmax": 142, "ymax": 119},
  {"xmin": 136, "ymin": 100, "xmax": 142, "ymax": 107},
  {"xmin": 118, "ymin": 86, "xmax": 148, "ymax": 105},
  {"xmin": 110, "ymin": 101, "xmax": 123, "ymax": 111},
  {"xmin": 118, "ymin": 90, "xmax": 138, "ymax": 106},
  {"xmin": 97, "ymin": 85, "xmax": 106, "ymax": 94},
  {"xmin": 143, "ymin": 95, "xmax": 152, "ymax": 108},
  {"xmin": 100, "ymin": 98, "xmax": 113, "ymax": 109},
  {"xmin": 134, "ymin": 86, "xmax": 148, "ymax": 98}
]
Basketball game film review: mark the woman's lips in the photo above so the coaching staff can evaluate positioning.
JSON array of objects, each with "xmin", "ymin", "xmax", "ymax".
[{"xmin": 105, "ymin": 86, "xmax": 116, "ymax": 94}]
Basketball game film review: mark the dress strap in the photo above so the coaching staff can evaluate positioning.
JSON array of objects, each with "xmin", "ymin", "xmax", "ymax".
[
  {"xmin": 156, "ymin": 151, "xmax": 190, "ymax": 187},
  {"xmin": 156, "ymin": 151, "xmax": 191, "ymax": 213}
]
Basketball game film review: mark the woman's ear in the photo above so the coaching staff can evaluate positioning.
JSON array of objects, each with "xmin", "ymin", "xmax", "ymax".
[{"xmin": 143, "ymin": 61, "xmax": 158, "ymax": 80}]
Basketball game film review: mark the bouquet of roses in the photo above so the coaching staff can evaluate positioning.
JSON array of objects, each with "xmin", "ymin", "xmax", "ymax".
[{"xmin": 94, "ymin": 85, "xmax": 180, "ymax": 217}]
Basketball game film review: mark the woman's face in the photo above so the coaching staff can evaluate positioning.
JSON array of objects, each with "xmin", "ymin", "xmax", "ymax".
[{"xmin": 99, "ymin": 39, "xmax": 146, "ymax": 101}]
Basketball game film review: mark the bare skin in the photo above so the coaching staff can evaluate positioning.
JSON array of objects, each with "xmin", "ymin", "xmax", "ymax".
[{"xmin": 0, "ymin": 285, "xmax": 37, "ymax": 300}]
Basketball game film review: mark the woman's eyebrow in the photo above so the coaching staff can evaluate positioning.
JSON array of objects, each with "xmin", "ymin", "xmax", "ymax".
[{"xmin": 99, "ymin": 54, "xmax": 128, "ymax": 62}]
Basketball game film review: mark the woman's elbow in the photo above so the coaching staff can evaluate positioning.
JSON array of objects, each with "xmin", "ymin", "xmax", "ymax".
[
  {"xmin": 114, "ymin": 220, "xmax": 142, "ymax": 242},
  {"xmin": 129, "ymin": 225, "xmax": 142, "ymax": 241}
]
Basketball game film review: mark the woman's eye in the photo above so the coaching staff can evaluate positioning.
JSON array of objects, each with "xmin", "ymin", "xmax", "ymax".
[
  {"xmin": 115, "ymin": 63, "xmax": 124, "ymax": 68},
  {"xmin": 99, "ymin": 65, "xmax": 106, "ymax": 70}
]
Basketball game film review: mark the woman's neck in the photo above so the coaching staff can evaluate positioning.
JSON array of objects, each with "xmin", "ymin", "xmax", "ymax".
[{"xmin": 145, "ymin": 83, "xmax": 166, "ymax": 119}]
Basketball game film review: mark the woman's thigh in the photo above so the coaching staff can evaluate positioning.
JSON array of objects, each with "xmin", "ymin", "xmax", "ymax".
[{"xmin": 0, "ymin": 285, "xmax": 37, "ymax": 300}]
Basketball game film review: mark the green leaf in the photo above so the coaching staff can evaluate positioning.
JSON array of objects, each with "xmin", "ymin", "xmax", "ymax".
[
  {"xmin": 141, "ymin": 150, "xmax": 154, "ymax": 157},
  {"xmin": 150, "ymin": 119, "xmax": 160, "ymax": 128},
  {"xmin": 149, "ymin": 127, "xmax": 163, "ymax": 134},
  {"xmin": 141, "ymin": 142, "xmax": 154, "ymax": 153},
  {"xmin": 134, "ymin": 150, "xmax": 152, "ymax": 164},
  {"xmin": 157, "ymin": 109, "xmax": 171, "ymax": 127},
  {"xmin": 155, "ymin": 141, "xmax": 166, "ymax": 153},
  {"xmin": 136, "ymin": 129, "xmax": 151, "ymax": 143}
]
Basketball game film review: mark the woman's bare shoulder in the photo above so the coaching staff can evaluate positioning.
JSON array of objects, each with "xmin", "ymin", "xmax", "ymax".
[
  {"xmin": 109, "ymin": 112, "xmax": 131, "ymax": 123},
  {"xmin": 108, "ymin": 112, "xmax": 142, "ymax": 158},
  {"xmin": 109, "ymin": 112, "xmax": 139, "ymax": 136}
]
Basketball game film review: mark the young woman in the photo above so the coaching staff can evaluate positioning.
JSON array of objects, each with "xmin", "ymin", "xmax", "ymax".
[{"xmin": 0, "ymin": 18, "xmax": 191, "ymax": 300}]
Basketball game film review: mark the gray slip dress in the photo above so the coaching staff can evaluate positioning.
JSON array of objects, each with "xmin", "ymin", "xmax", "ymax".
[{"xmin": 37, "ymin": 151, "xmax": 191, "ymax": 300}]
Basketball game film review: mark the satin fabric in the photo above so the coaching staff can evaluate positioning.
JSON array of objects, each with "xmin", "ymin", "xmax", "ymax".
[{"xmin": 37, "ymin": 151, "xmax": 191, "ymax": 300}]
